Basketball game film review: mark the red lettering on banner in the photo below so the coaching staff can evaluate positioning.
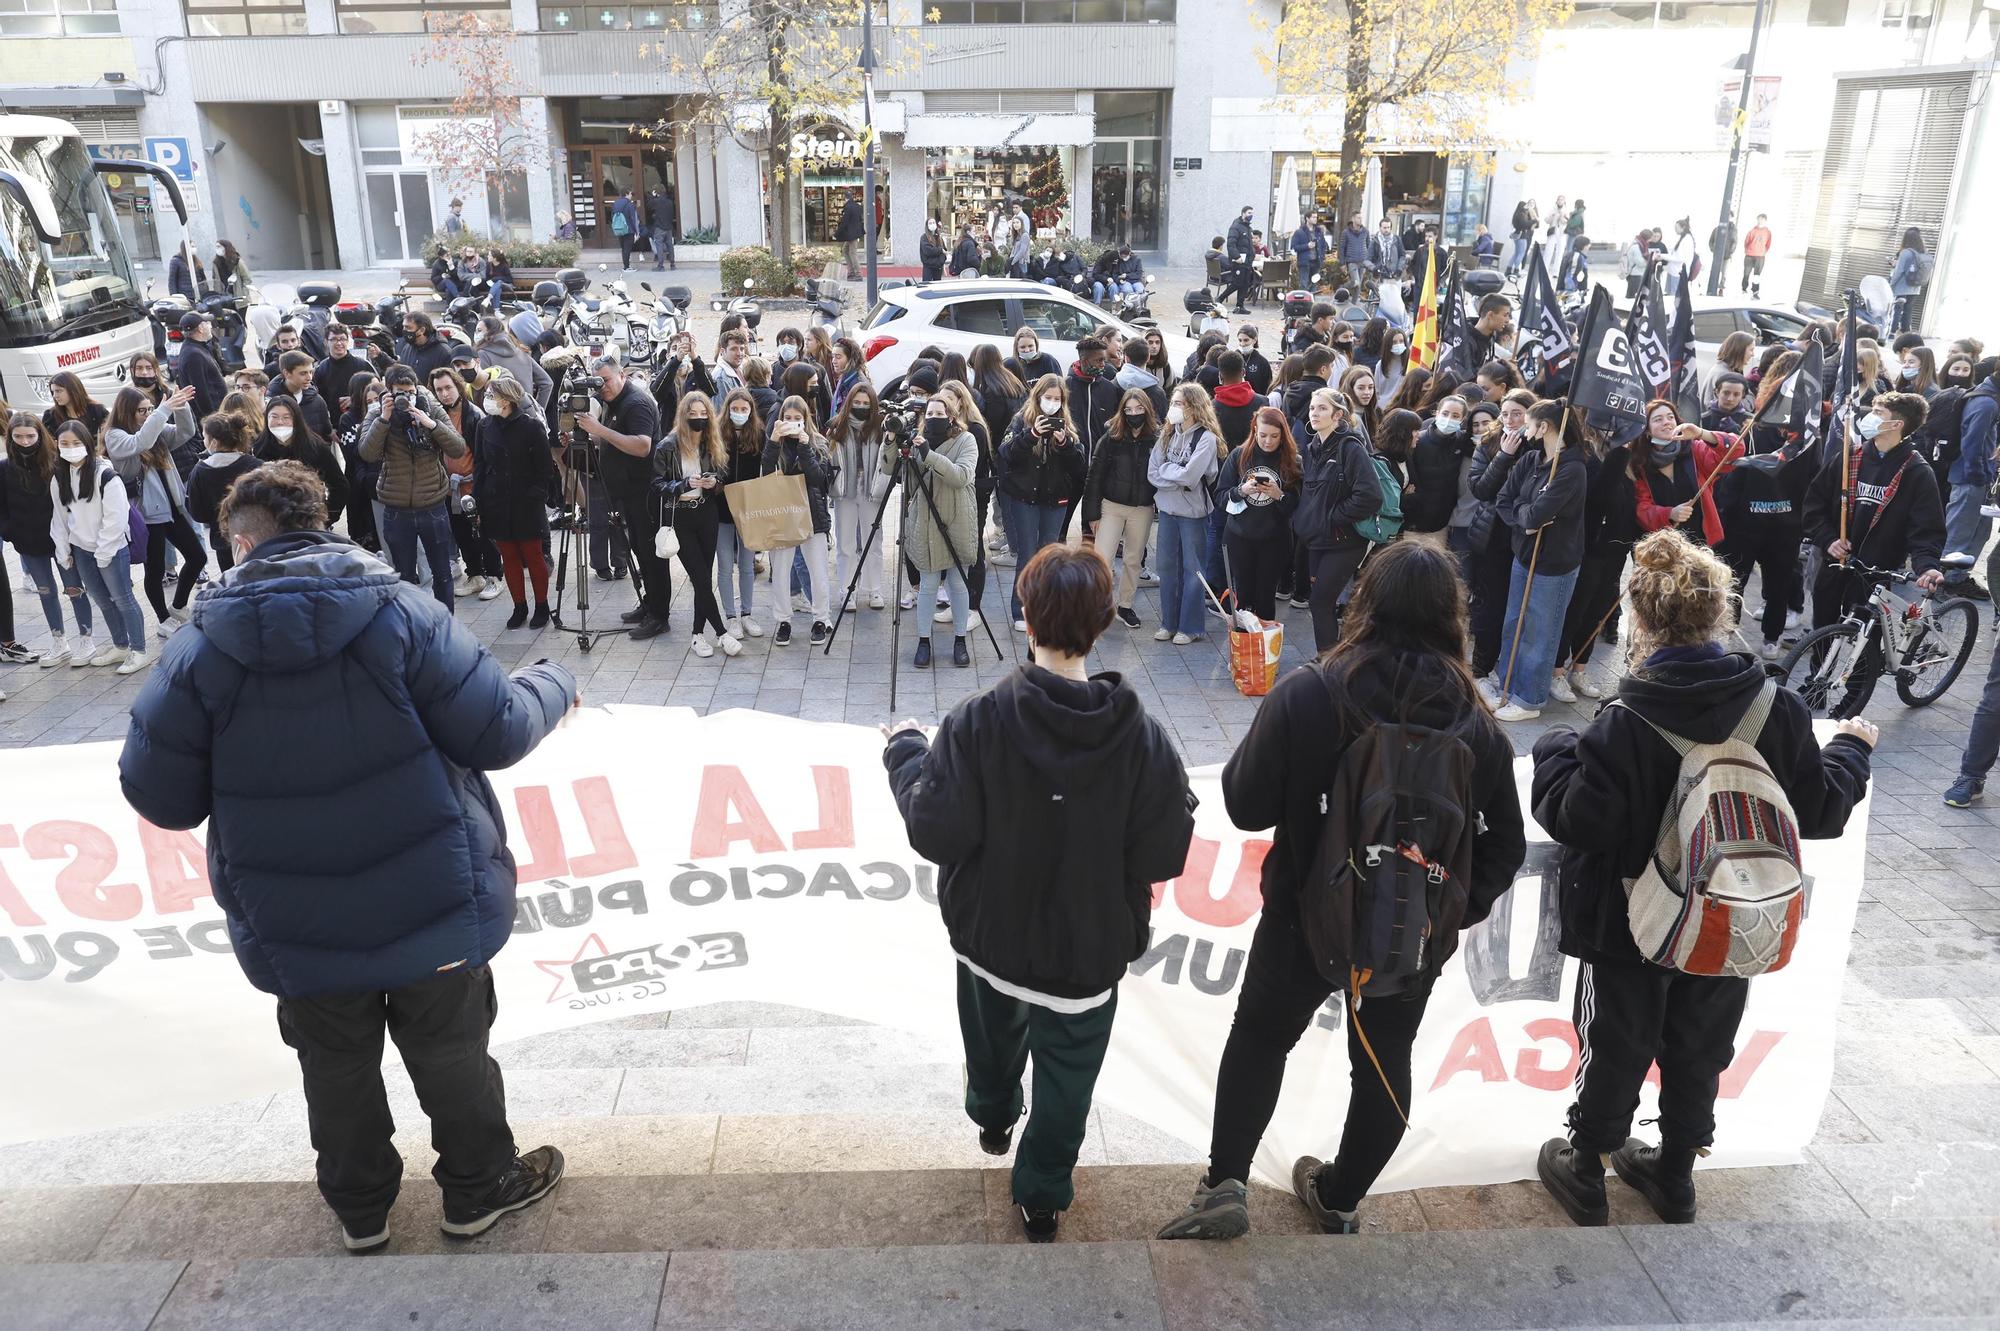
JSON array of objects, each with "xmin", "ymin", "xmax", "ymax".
[
  {"xmin": 1430, "ymin": 1018, "xmax": 1509, "ymax": 1090},
  {"xmin": 1717, "ymin": 1030, "xmax": 1785, "ymax": 1099},
  {"xmin": 690, "ymin": 766, "xmax": 785, "ymax": 858},
  {"xmin": 792, "ymin": 766, "xmax": 856, "ymax": 851},
  {"xmin": 136, "ymin": 821, "xmax": 212, "ymax": 913},
  {"xmin": 1512, "ymin": 1017, "xmax": 1579, "ymax": 1091},
  {"xmin": 1153, "ymin": 838, "xmax": 1271, "ymax": 924},
  {"xmin": 1157, "ymin": 836, "xmax": 1216, "ymax": 911},
  {"xmin": 512, "ymin": 786, "xmax": 569, "ymax": 882},
  {"xmin": 0, "ymin": 825, "xmax": 47, "ymax": 927},
  {"xmin": 24, "ymin": 821, "xmax": 141, "ymax": 921},
  {"xmin": 564, "ymin": 777, "xmax": 636, "ymax": 878}
]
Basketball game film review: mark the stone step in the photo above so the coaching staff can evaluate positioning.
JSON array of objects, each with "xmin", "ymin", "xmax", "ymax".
[{"xmin": 6, "ymin": 1218, "xmax": 1999, "ymax": 1330}]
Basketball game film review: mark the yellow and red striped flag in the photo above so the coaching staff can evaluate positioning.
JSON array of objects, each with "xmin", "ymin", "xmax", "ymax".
[{"xmin": 1409, "ymin": 247, "xmax": 1439, "ymax": 370}]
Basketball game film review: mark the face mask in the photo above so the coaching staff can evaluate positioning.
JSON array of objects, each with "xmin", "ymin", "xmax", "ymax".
[
  {"xmin": 1237, "ymin": 340, "xmax": 1252, "ymax": 352},
  {"xmin": 270, "ymin": 425, "xmax": 294, "ymax": 442},
  {"xmin": 1166, "ymin": 406, "xmax": 1185, "ymax": 428},
  {"xmin": 923, "ymin": 419, "xmax": 953, "ymax": 445},
  {"xmin": 59, "ymin": 444, "xmax": 87, "ymax": 464},
  {"xmin": 1857, "ymin": 413, "xmax": 1884, "ymax": 440},
  {"xmin": 1390, "ymin": 341, "xmax": 1407, "ymax": 355},
  {"xmin": 1435, "ymin": 417, "xmax": 1461, "ymax": 436},
  {"xmin": 927, "ymin": 220, "xmax": 938, "ymax": 232},
  {"xmin": 482, "ymin": 395, "xmax": 502, "ymax": 414},
  {"xmin": 778, "ymin": 345, "xmax": 798, "ymax": 361},
  {"xmin": 729, "ymin": 407, "xmax": 751, "ymax": 426},
  {"xmin": 1900, "ymin": 364, "xmax": 1919, "ymax": 380},
  {"xmin": 1652, "ymin": 438, "xmax": 1684, "ymax": 461},
  {"xmin": 689, "ymin": 416, "xmax": 711, "ymax": 430},
  {"xmin": 1039, "ymin": 395, "xmax": 1061, "ymax": 414},
  {"xmin": 134, "ymin": 375, "xmax": 156, "ymax": 387}
]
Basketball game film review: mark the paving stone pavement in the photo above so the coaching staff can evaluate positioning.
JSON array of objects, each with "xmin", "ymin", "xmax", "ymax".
[{"xmin": 5, "ymin": 539, "xmax": 2000, "ymax": 1328}]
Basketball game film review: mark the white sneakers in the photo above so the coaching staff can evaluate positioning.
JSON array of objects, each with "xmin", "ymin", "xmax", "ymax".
[
  {"xmin": 477, "ymin": 577, "xmax": 504, "ymax": 601},
  {"xmin": 739, "ymin": 617, "xmax": 765, "ymax": 638},
  {"xmin": 868, "ymin": 593, "xmax": 886, "ymax": 610},
  {"xmin": 691, "ymin": 634, "xmax": 715, "ymax": 659},
  {"xmin": 1494, "ymin": 701, "xmax": 1541, "ymax": 722},
  {"xmin": 41, "ymin": 638, "xmax": 75, "ymax": 669},
  {"xmin": 454, "ymin": 571, "xmax": 478, "ymax": 596},
  {"xmin": 88, "ymin": 643, "xmax": 126, "ymax": 668},
  {"xmin": 934, "ymin": 607, "xmax": 954, "ymax": 623},
  {"xmin": 1548, "ymin": 672, "xmax": 1577, "ymax": 705},
  {"xmin": 1760, "ymin": 640, "xmax": 1784, "ymax": 661},
  {"xmin": 1476, "ymin": 674, "xmax": 1503, "ymax": 705},
  {"xmin": 719, "ymin": 632, "xmax": 744, "ymax": 657},
  {"xmin": 115, "ymin": 650, "xmax": 151, "ymax": 676},
  {"xmin": 1568, "ymin": 667, "xmax": 1603, "ymax": 700}
]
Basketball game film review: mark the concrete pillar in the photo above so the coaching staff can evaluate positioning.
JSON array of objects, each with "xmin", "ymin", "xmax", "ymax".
[
  {"xmin": 521, "ymin": 96, "xmax": 559, "ymax": 241},
  {"xmin": 1163, "ymin": 0, "xmax": 1280, "ymax": 261},
  {"xmin": 129, "ymin": 0, "xmax": 216, "ymax": 265},
  {"xmin": 882, "ymin": 139, "xmax": 924, "ymax": 264},
  {"xmin": 318, "ymin": 101, "xmax": 372, "ymax": 270},
  {"xmin": 719, "ymin": 136, "xmax": 765, "ymax": 247}
]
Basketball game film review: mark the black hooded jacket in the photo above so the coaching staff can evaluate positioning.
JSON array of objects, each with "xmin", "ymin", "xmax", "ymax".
[
  {"xmin": 1803, "ymin": 438, "xmax": 1946, "ymax": 576},
  {"xmin": 1531, "ymin": 646, "xmax": 1871, "ymax": 967},
  {"xmin": 884, "ymin": 666, "xmax": 1196, "ymax": 1000},
  {"xmin": 1223, "ymin": 651, "xmax": 1527, "ymax": 959},
  {"xmin": 1406, "ymin": 421, "xmax": 1472, "ymax": 533}
]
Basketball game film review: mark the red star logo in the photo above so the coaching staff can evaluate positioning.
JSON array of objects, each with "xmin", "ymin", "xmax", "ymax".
[{"xmin": 532, "ymin": 933, "xmax": 610, "ymax": 1003}]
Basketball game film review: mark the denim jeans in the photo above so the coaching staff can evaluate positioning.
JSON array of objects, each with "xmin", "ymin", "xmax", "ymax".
[
  {"xmin": 1943, "ymin": 481, "xmax": 1993, "ymax": 583},
  {"xmin": 1000, "ymin": 496, "xmax": 1070, "ymax": 620},
  {"xmin": 17, "ymin": 551, "xmax": 91, "ymax": 638},
  {"xmin": 75, "ymin": 551, "xmax": 146, "ymax": 650},
  {"xmin": 1958, "ymin": 631, "xmax": 2000, "ymax": 782},
  {"xmin": 1091, "ymin": 280, "xmax": 1138, "ymax": 304},
  {"xmin": 715, "ymin": 521, "xmax": 757, "ymax": 619},
  {"xmin": 1495, "ymin": 559, "xmax": 1581, "ymax": 707},
  {"xmin": 1507, "ymin": 235, "xmax": 1529, "ymax": 271},
  {"xmin": 383, "ymin": 502, "xmax": 456, "ymax": 610},
  {"xmin": 651, "ymin": 227, "xmax": 675, "ymax": 269},
  {"xmin": 1156, "ymin": 511, "xmax": 1210, "ymax": 636},
  {"xmin": 916, "ymin": 566, "xmax": 969, "ymax": 639}
]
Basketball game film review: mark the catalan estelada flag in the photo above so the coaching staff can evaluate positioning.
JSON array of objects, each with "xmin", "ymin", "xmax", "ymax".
[{"xmin": 1409, "ymin": 247, "xmax": 1439, "ymax": 370}]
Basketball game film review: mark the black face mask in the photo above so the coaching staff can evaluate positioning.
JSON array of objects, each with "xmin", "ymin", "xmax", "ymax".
[
  {"xmin": 922, "ymin": 418, "xmax": 953, "ymax": 446},
  {"xmin": 688, "ymin": 417, "xmax": 710, "ymax": 429}
]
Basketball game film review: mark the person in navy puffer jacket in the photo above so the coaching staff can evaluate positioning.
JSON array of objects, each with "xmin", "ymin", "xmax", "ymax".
[{"xmin": 118, "ymin": 459, "xmax": 578, "ymax": 1253}]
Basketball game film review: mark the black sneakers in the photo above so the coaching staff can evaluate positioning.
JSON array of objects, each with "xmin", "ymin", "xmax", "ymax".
[
  {"xmin": 1019, "ymin": 1205, "xmax": 1059, "ymax": 1243},
  {"xmin": 1610, "ymin": 1139, "xmax": 1698, "ymax": 1224},
  {"xmin": 952, "ymin": 636, "xmax": 970, "ymax": 668},
  {"xmin": 1116, "ymin": 607, "xmax": 1141, "ymax": 630},
  {"xmin": 341, "ymin": 1213, "xmax": 389, "ymax": 1254},
  {"xmin": 978, "ymin": 1125, "xmax": 1012, "ymax": 1156},
  {"xmin": 440, "ymin": 1145, "xmax": 566, "ymax": 1238},
  {"xmin": 1156, "ymin": 1176, "xmax": 1250, "ymax": 1240},
  {"xmin": 1537, "ymin": 1138, "xmax": 1609, "ymax": 1226},
  {"xmin": 914, "ymin": 638, "xmax": 932, "ymax": 669},
  {"xmin": 775, "ymin": 621, "xmax": 793, "ymax": 646},
  {"xmin": 619, "ymin": 605, "xmax": 648, "ymax": 624},
  {"xmin": 810, "ymin": 620, "xmax": 829, "ymax": 646},
  {"xmin": 628, "ymin": 617, "xmax": 666, "ymax": 641}
]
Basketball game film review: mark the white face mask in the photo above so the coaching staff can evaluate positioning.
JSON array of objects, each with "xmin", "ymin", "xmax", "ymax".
[
  {"xmin": 778, "ymin": 345, "xmax": 797, "ymax": 361},
  {"xmin": 1237, "ymin": 340, "xmax": 1253, "ymax": 352},
  {"xmin": 482, "ymin": 395, "xmax": 503, "ymax": 414},
  {"xmin": 729, "ymin": 407, "xmax": 751, "ymax": 426},
  {"xmin": 269, "ymin": 425, "xmax": 294, "ymax": 442},
  {"xmin": 1390, "ymin": 340, "xmax": 1408, "ymax": 355},
  {"xmin": 1435, "ymin": 417, "xmax": 1461, "ymax": 436},
  {"xmin": 1039, "ymin": 395, "xmax": 1061, "ymax": 415},
  {"xmin": 1166, "ymin": 405, "xmax": 1185, "ymax": 427},
  {"xmin": 58, "ymin": 444, "xmax": 87, "ymax": 464}
]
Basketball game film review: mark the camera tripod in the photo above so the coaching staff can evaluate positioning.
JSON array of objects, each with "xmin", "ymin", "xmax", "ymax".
[
  {"xmin": 551, "ymin": 449, "xmax": 646, "ymax": 654},
  {"xmin": 824, "ymin": 440, "xmax": 1008, "ymax": 710}
]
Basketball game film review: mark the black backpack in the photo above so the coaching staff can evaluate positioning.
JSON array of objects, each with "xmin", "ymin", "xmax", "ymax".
[{"xmin": 1299, "ymin": 672, "xmax": 1479, "ymax": 1001}]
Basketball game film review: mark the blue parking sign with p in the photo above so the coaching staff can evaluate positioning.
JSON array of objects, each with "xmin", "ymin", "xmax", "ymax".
[{"xmin": 144, "ymin": 137, "xmax": 193, "ymax": 182}]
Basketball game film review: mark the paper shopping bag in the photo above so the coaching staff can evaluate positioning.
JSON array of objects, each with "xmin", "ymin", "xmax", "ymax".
[
  {"xmin": 724, "ymin": 471, "xmax": 813, "ymax": 552},
  {"xmin": 1229, "ymin": 619, "xmax": 1284, "ymax": 697}
]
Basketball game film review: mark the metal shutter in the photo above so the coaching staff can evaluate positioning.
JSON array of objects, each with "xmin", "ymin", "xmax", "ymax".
[
  {"xmin": 52, "ymin": 109, "xmax": 142, "ymax": 143},
  {"xmin": 1800, "ymin": 70, "xmax": 1971, "ymax": 314}
]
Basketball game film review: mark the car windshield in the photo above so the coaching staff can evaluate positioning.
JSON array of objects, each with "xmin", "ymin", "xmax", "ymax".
[
  {"xmin": 1748, "ymin": 309, "xmax": 1808, "ymax": 342},
  {"xmin": 0, "ymin": 130, "xmax": 140, "ymax": 348}
]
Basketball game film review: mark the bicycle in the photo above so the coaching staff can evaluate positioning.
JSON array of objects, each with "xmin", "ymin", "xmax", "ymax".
[{"xmin": 1772, "ymin": 560, "xmax": 1979, "ymax": 719}]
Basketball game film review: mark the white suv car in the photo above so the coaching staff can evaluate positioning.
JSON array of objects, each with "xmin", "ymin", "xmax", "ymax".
[{"xmin": 858, "ymin": 279, "xmax": 1197, "ymax": 386}]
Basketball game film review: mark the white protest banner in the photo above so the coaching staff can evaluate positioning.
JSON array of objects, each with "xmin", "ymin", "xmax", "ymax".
[{"xmin": 0, "ymin": 705, "xmax": 1866, "ymax": 1190}]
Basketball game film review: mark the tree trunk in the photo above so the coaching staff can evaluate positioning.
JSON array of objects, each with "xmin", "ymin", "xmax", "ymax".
[
  {"xmin": 768, "ymin": 134, "xmax": 794, "ymax": 269},
  {"xmin": 1338, "ymin": 1, "xmax": 1373, "ymax": 225}
]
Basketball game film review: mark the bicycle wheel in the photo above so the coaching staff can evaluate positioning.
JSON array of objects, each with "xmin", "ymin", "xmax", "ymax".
[
  {"xmin": 1897, "ymin": 597, "xmax": 1979, "ymax": 707},
  {"xmin": 1778, "ymin": 622, "xmax": 1875, "ymax": 719}
]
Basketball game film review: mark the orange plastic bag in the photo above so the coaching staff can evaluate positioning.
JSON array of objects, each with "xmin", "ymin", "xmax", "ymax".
[{"xmin": 1229, "ymin": 619, "xmax": 1284, "ymax": 697}]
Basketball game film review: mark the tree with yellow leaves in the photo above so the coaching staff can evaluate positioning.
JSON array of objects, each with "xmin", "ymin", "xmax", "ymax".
[
  {"xmin": 654, "ymin": 0, "xmax": 888, "ymax": 264},
  {"xmin": 1262, "ymin": 0, "xmax": 1574, "ymax": 222}
]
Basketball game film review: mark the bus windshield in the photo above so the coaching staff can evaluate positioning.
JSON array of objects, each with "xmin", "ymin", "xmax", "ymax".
[{"xmin": 0, "ymin": 131, "xmax": 140, "ymax": 348}]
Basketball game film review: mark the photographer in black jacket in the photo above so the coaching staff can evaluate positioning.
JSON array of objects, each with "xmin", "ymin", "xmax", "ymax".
[
  {"xmin": 570, "ymin": 357, "xmax": 670, "ymax": 639},
  {"xmin": 884, "ymin": 544, "xmax": 1195, "ymax": 1244}
]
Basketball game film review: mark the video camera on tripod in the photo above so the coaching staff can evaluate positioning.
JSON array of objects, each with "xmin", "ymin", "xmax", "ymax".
[{"xmin": 879, "ymin": 391, "xmax": 927, "ymax": 456}]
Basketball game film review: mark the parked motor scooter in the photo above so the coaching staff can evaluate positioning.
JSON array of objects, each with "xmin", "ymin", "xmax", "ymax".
[
  {"xmin": 631, "ymin": 281, "xmax": 692, "ymax": 374},
  {"xmin": 1111, "ymin": 275, "xmax": 1159, "ymax": 330},
  {"xmin": 709, "ymin": 277, "xmax": 764, "ymax": 352}
]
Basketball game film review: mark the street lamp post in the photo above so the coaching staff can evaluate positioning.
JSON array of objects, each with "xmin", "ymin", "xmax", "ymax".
[
  {"xmin": 859, "ymin": 0, "xmax": 879, "ymax": 307},
  {"xmin": 1710, "ymin": 0, "xmax": 1769, "ymax": 297}
]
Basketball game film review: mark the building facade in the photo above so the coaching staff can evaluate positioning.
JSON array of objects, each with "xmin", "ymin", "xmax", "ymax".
[{"xmin": 0, "ymin": 0, "xmax": 1989, "ymax": 335}]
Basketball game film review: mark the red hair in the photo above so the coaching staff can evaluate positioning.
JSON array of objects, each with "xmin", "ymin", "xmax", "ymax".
[{"xmin": 1247, "ymin": 405, "xmax": 1303, "ymax": 488}]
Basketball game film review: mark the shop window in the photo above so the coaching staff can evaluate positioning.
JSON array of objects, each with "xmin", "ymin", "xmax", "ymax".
[
  {"xmin": 541, "ymin": 3, "xmax": 712, "ymax": 28},
  {"xmin": 926, "ymin": 0, "xmax": 1174, "ymax": 19},
  {"xmin": 1806, "ymin": 0, "xmax": 1846, "ymax": 23},
  {"xmin": 937, "ymin": 300, "xmax": 1013, "ymax": 337},
  {"xmin": 335, "ymin": 0, "xmax": 511, "ymax": 35},
  {"xmin": 1017, "ymin": 297, "xmax": 1097, "ymax": 343},
  {"xmin": 182, "ymin": 0, "xmax": 308, "ymax": 36}
]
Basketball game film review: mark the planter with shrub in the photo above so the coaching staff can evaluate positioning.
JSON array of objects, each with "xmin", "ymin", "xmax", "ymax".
[
  {"xmin": 417, "ymin": 234, "xmax": 581, "ymax": 268},
  {"xmin": 718, "ymin": 244, "xmax": 841, "ymax": 296}
]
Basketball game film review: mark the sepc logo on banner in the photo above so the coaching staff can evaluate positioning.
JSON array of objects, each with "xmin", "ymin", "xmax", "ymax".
[{"xmin": 0, "ymin": 706, "xmax": 1866, "ymax": 1190}]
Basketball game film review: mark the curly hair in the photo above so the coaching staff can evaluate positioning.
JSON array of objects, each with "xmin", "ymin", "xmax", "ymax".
[
  {"xmin": 218, "ymin": 460, "xmax": 330, "ymax": 548},
  {"xmin": 1625, "ymin": 528, "xmax": 1737, "ymax": 666}
]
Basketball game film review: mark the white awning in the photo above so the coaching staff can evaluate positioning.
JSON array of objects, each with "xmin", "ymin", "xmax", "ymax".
[
  {"xmin": 726, "ymin": 98, "xmax": 909, "ymax": 136},
  {"xmin": 903, "ymin": 112, "xmax": 1095, "ymax": 150}
]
